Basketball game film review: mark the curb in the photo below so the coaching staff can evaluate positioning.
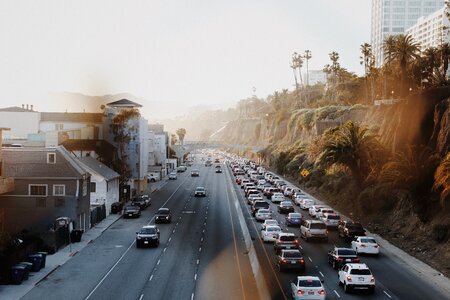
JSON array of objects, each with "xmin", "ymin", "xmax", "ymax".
[{"xmin": 34, "ymin": 265, "xmax": 60, "ymax": 286}]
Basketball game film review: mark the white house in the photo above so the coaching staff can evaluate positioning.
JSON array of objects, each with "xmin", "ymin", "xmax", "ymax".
[
  {"xmin": 77, "ymin": 156, "xmax": 120, "ymax": 216},
  {"xmin": 0, "ymin": 106, "xmax": 40, "ymax": 140}
]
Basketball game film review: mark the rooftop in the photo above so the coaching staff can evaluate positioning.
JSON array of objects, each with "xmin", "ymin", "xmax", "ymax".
[{"xmin": 106, "ymin": 99, "xmax": 142, "ymax": 108}]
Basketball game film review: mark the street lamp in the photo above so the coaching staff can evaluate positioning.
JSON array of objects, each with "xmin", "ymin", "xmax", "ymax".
[{"xmin": 391, "ymin": 90, "xmax": 394, "ymax": 99}]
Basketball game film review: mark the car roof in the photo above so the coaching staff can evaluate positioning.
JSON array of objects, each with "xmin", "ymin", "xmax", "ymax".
[
  {"xmin": 335, "ymin": 247, "xmax": 355, "ymax": 251},
  {"xmin": 280, "ymin": 201, "xmax": 292, "ymax": 205},
  {"xmin": 266, "ymin": 225, "xmax": 281, "ymax": 230},
  {"xmin": 306, "ymin": 219, "xmax": 324, "ymax": 224},
  {"xmin": 278, "ymin": 232, "xmax": 295, "ymax": 237},
  {"xmin": 346, "ymin": 263, "xmax": 369, "ymax": 269},
  {"xmin": 288, "ymin": 212, "xmax": 302, "ymax": 216},
  {"xmin": 142, "ymin": 225, "xmax": 157, "ymax": 229},
  {"xmin": 196, "ymin": 186, "xmax": 205, "ymax": 189}
]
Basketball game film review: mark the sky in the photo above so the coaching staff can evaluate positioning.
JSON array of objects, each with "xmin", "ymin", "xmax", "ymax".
[{"xmin": 0, "ymin": 0, "xmax": 371, "ymax": 119}]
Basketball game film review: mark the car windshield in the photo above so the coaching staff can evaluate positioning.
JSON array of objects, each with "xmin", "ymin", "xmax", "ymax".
[
  {"xmin": 283, "ymin": 251, "xmax": 301, "ymax": 258},
  {"xmin": 310, "ymin": 223, "xmax": 326, "ymax": 229},
  {"xmin": 125, "ymin": 206, "xmax": 139, "ymax": 210},
  {"xmin": 289, "ymin": 213, "xmax": 302, "ymax": 218},
  {"xmin": 266, "ymin": 221, "xmax": 277, "ymax": 226},
  {"xmin": 298, "ymin": 280, "xmax": 322, "ymax": 287},
  {"xmin": 338, "ymin": 249, "xmax": 357, "ymax": 256},
  {"xmin": 196, "ymin": 187, "xmax": 205, "ymax": 191},
  {"xmin": 327, "ymin": 215, "xmax": 340, "ymax": 219},
  {"xmin": 350, "ymin": 269, "xmax": 371, "ymax": 275},
  {"xmin": 267, "ymin": 227, "xmax": 281, "ymax": 232},
  {"xmin": 157, "ymin": 209, "xmax": 169, "ymax": 214},
  {"xmin": 140, "ymin": 228, "xmax": 157, "ymax": 234},
  {"xmin": 258, "ymin": 209, "xmax": 270, "ymax": 213},
  {"xmin": 280, "ymin": 235, "xmax": 296, "ymax": 241},
  {"xmin": 281, "ymin": 202, "xmax": 292, "ymax": 206},
  {"xmin": 360, "ymin": 238, "xmax": 377, "ymax": 243},
  {"xmin": 348, "ymin": 224, "xmax": 364, "ymax": 230}
]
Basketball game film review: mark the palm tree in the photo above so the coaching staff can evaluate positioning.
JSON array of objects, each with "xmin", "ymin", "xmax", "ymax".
[
  {"xmin": 392, "ymin": 34, "xmax": 420, "ymax": 97},
  {"xmin": 176, "ymin": 128, "xmax": 187, "ymax": 145},
  {"xmin": 290, "ymin": 62, "xmax": 299, "ymax": 90},
  {"xmin": 170, "ymin": 134, "xmax": 178, "ymax": 146},
  {"xmin": 383, "ymin": 35, "xmax": 398, "ymax": 98},
  {"xmin": 434, "ymin": 152, "xmax": 450, "ymax": 208},
  {"xmin": 329, "ymin": 51, "xmax": 340, "ymax": 87},
  {"xmin": 438, "ymin": 42, "xmax": 450, "ymax": 77},
  {"xmin": 360, "ymin": 43, "xmax": 375, "ymax": 103},
  {"xmin": 304, "ymin": 50, "xmax": 312, "ymax": 86},
  {"xmin": 316, "ymin": 121, "xmax": 384, "ymax": 188}
]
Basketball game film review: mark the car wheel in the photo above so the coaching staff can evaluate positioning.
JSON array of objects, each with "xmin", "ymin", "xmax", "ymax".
[
  {"xmin": 136, "ymin": 241, "xmax": 140, "ymax": 248},
  {"xmin": 332, "ymin": 261, "xmax": 337, "ymax": 269},
  {"xmin": 344, "ymin": 283, "xmax": 351, "ymax": 294},
  {"xmin": 338, "ymin": 279, "xmax": 343, "ymax": 286},
  {"xmin": 369, "ymin": 287, "xmax": 375, "ymax": 294},
  {"xmin": 155, "ymin": 240, "xmax": 160, "ymax": 247}
]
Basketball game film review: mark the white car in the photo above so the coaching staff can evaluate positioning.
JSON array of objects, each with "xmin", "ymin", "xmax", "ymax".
[
  {"xmin": 316, "ymin": 207, "xmax": 335, "ymax": 219},
  {"xmin": 257, "ymin": 179, "xmax": 266, "ymax": 185},
  {"xmin": 168, "ymin": 172, "xmax": 177, "ymax": 180},
  {"xmin": 300, "ymin": 199, "xmax": 315, "ymax": 210},
  {"xmin": 351, "ymin": 236, "xmax": 380, "ymax": 255},
  {"xmin": 248, "ymin": 194, "xmax": 263, "ymax": 205},
  {"xmin": 320, "ymin": 213, "xmax": 341, "ymax": 227},
  {"xmin": 255, "ymin": 209, "xmax": 272, "ymax": 222},
  {"xmin": 338, "ymin": 263, "xmax": 375, "ymax": 294},
  {"xmin": 262, "ymin": 219, "xmax": 279, "ymax": 230},
  {"xmin": 290, "ymin": 276, "xmax": 326, "ymax": 300},
  {"xmin": 294, "ymin": 195, "xmax": 308, "ymax": 206},
  {"xmin": 309, "ymin": 205, "xmax": 326, "ymax": 218},
  {"xmin": 271, "ymin": 192, "xmax": 285, "ymax": 203},
  {"xmin": 261, "ymin": 225, "xmax": 282, "ymax": 242}
]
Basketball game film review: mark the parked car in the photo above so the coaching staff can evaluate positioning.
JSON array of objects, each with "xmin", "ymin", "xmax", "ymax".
[
  {"xmin": 300, "ymin": 220, "xmax": 328, "ymax": 242},
  {"xmin": 338, "ymin": 263, "xmax": 375, "ymax": 294},
  {"xmin": 274, "ymin": 232, "xmax": 299, "ymax": 251},
  {"xmin": 131, "ymin": 195, "xmax": 150, "ymax": 209},
  {"xmin": 338, "ymin": 221, "xmax": 366, "ymax": 241},
  {"xmin": 147, "ymin": 173, "xmax": 160, "ymax": 182},
  {"xmin": 290, "ymin": 276, "xmax": 326, "ymax": 300},
  {"xmin": 278, "ymin": 201, "xmax": 295, "ymax": 214},
  {"xmin": 136, "ymin": 225, "xmax": 160, "ymax": 248},
  {"xmin": 327, "ymin": 247, "xmax": 360, "ymax": 269},
  {"xmin": 262, "ymin": 219, "xmax": 279, "ymax": 230},
  {"xmin": 168, "ymin": 171, "xmax": 178, "ymax": 180},
  {"xmin": 285, "ymin": 212, "xmax": 303, "ymax": 227},
  {"xmin": 255, "ymin": 209, "xmax": 272, "ymax": 222},
  {"xmin": 261, "ymin": 225, "xmax": 282, "ymax": 242},
  {"xmin": 155, "ymin": 208, "xmax": 172, "ymax": 223},
  {"xmin": 276, "ymin": 249, "xmax": 305, "ymax": 272},
  {"xmin": 320, "ymin": 213, "xmax": 341, "ymax": 227},
  {"xmin": 194, "ymin": 186, "xmax": 206, "ymax": 197},
  {"xmin": 123, "ymin": 205, "xmax": 141, "ymax": 218},
  {"xmin": 191, "ymin": 169, "xmax": 200, "ymax": 177},
  {"xmin": 351, "ymin": 236, "xmax": 380, "ymax": 255}
]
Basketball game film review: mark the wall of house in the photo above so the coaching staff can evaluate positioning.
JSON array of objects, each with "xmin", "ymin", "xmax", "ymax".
[
  {"xmin": 106, "ymin": 178, "xmax": 119, "ymax": 215},
  {"xmin": 0, "ymin": 111, "xmax": 40, "ymax": 140},
  {"xmin": 39, "ymin": 122, "xmax": 103, "ymax": 139}
]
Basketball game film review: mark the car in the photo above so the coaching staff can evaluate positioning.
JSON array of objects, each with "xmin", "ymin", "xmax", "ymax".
[
  {"xmin": 215, "ymin": 167, "xmax": 222, "ymax": 173},
  {"xmin": 191, "ymin": 169, "xmax": 200, "ymax": 177},
  {"xmin": 276, "ymin": 249, "xmax": 305, "ymax": 272},
  {"xmin": 308, "ymin": 205, "xmax": 326, "ymax": 218},
  {"xmin": 278, "ymin": 201, "xmax": 295, "ymax": 214},
  {"xmin": 123, "ymin": 205, "xmax": 141, "ymax": 218},
  {"xmin": 177, "ymin": 165, "xmax": 187, "ymax": 172},
  {"xmin": 246, "ymin": 189, "xmax": 259, "ymax": 199},
  {"xmin": 285, "ymin": 212, "xmax": 303, "ymax": 227},
  {"xmin": 338, "ymin": 263, "xmax": 375, "ymax": 294},
  {"xmin": 255, "ymin": 209, "xmax": 272, "ymax": 222},
  {"xmin": 274, "ymin": 232, "xmax": 300, "ymax": 251},
  {"xmin": 168, "ymin": 171, "xmax": 178, "ymax": 180},
  {"xmin": 351, "ymin": 236, "xmax": 380, "ymax": 255},
  {"xmin": 300, "ymin": 220, "xmax": 328, "ymax": 242},
  {"xmin": 316, "ymin": 207, "xmax": 335, "ymax": 219},
  {"xmin": 300, "ymin": 199, "xmax": 315, "ymax": 210},
  {"xmin": 155, "ymin": 208, "xmax": 172, "ymax": 223},
  {"xmin": 147, "ymin": 173, "xmax": 160, "ymax": 182},
  {"xmin": 271, "ymin": 192, "xmax": 285, "ymax": 203},
  {"xmin": 338, "ymin": 221, "xmax": 366, "ymax": 241},
  {"xmin": 320, "ymin": 213, "xmax": 341, "ymax": 227},
  {"xmin": 328, "ymin": 247, "xmax": 360, "ymax": 270},
  {"xmin": 247, "ymin": 194, "xmax": 263, "ymax": 205},
  {"xmin": 261, "ymin": 225, "xmax": 282, "ymax": 242},
  {"xmin": 251, "ymin": 201, "xmax": 270, "ymax": 216},
  {"xmin": 136, "ymin": 225, "xmax": 160, "ymax": 248},
  {"xmin": 290, "ymin": 276, "xmax": 326, "ymax": 300},
  {"xmin": 131, "ymin": 195, "xmax": 150, "ymax": 209},
  {"xmin": 262, "ymin": 219, "xmax": 279, "ymax": 230},
  {"xmin": 205, "ymin": 160, "xmax": 212, "ymax": 166},
  {"xmin": 194, "ymin": 186, "xmax": 206, "ymax": 197}
]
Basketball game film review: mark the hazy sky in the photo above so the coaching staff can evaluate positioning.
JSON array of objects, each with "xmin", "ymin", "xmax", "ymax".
[{"xmin": 0, "ymin": 0, "xmax": 371, "ymax": 118}]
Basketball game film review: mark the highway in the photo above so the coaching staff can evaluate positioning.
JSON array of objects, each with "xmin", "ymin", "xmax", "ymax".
[{"xmin": 22, "ymin": 155, "xmax": 449, "ymax": 300}]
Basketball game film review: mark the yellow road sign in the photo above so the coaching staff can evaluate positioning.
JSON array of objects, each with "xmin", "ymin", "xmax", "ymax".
[{"xmin": 300, "ymin": 169, "xmax": 310, "ymax": 177}]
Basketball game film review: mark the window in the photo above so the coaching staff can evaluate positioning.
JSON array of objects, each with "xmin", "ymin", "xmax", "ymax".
[
  {"xmin": 36, "ymin": 198, "xmax": 46, "ymax": 207},
  {"xmin": 54, "ymin": 198, "xmax": 65, "ymax": 207},
  {"xmin": 53, "ymin": 185, "xmax": 65, "ymax": 196},
  {"xmin": 90, "ymin": 182, "xmax": 96, "ymax": 193},
  {"xmin": 29, "ymin": 184, "xmax": 47, "ymax": 196},
  {"xmin": 393, "ymin": 7, "xmax": 405, "ymax": 13},
  {"xmin": 82, "ymin": 180, "xmax": 87, "ymax": 196},
  {"xmin": 47, "ymin": 153, "xmax": 56, "ymax": 164},
  {"xmin": 55, "ymin": 123, "xmax": 64, "ymax": 130}
]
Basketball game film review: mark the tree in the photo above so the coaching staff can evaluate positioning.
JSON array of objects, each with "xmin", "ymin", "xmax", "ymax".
[
  {"xmin": 392, "ymin": 34, "xmax": 420, "ymax": 97},
  {"xmin": 316, "ymin": 121, "xmax": 384, "ymax": 188},
  {"xmin": 170, "ymin": 134, "xmax": 178, "ymax": 146},
  {"xmin": 304, "ymin": 50, "xmax": 312, "ymax": 86},
  {"xmin": 434, "ymin": 152, "xmax": 450, "ymax": 208},
  {"xmin": 360, "ymin": 43, "xmax": 376, "ymax": 103},
  {"xmin": 176, "ymin": 128, "xmax": 187, "ymax": 145},
  {"xmin": 109, "ymin": 108, "xmax": 141, "ymax": 186},
  {"xmin": 383, "ymin": 35, "xmax": 397, "ymax": 98},
  {"xmin": 438, "ymin": 42, "xmax": 450, "ymax": 77}
]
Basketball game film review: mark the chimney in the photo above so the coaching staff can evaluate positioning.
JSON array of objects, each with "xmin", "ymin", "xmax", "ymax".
[
  {"xmin": 26, "ymin": 104, "xmax": 29, "ymax": 110},
  {"xmin": 30, "ymin": 105, "xmax": 33, "ymax": 111}
]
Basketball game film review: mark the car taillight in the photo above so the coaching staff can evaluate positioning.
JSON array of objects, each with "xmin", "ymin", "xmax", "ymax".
[
  {"xmin": 300, "ymin": 259, "xmax": 304, "ymax": 263},
  {"xmin": 347, "ymin": 276, "xmax": 352, "ymax": 282},
  {"xmin": 318, "ymin": 290, "xmax": 326, "ymax": 295},
  {"xmin": 294, "ymin": 239, "xmax": 299, "ymax": 244},
  {"xmin": 282, "ymin": 259, "xmax": 287, "ymax": 263},
  {"xmin": 361, "ymin": 244, "xmax": 366, "ymax": 247},
  {"xmin": 354, "ymin": 258, "xmax": 360, "ymax": 262},
  {"xmin": 336, "ymin": 257, "xmax": 343, "ymax": 261},
  {"xmin": 370, "ymin": 276, "xmax": 375, "ymax": 283},
  {"xmin": 297, "ymin": 289, "xmax": 305, "ymax": 295}
]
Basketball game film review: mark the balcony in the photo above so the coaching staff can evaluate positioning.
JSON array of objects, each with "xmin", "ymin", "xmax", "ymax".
[{"xmin": 0, "ymin": 177, "xmax": 14, "ymax": 194}]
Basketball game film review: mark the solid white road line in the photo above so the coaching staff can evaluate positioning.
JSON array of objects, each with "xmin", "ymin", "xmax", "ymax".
[
  {"xmin": 149, "ymin": 275, "xmax": 153, "ymax": 282},
  {"xmin": 333, "ymin": 290, "xmax": 341, "ymax": 297},
  {"xmin": 319, "ymin": 271, "xmax": 324, "ymax": 277},
  {"xmin": 139, "ymin": 294, "xmax": 144, "ymax": 300},
  {"xmin": 384, "ymin": 291, "xmax": 392, "ymax": 298},
  {"xmin": 157, "ymin": 259, "xmax": 161, "ymax": 265},
  {"xmin": 191, "ymin": 293, "xmax": 195, "ymax": 300}
]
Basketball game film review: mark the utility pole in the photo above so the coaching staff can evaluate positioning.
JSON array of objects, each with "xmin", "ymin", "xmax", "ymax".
[{"xmin": 304, "ymin": 50, "xmax": 312, "ymax": 86}]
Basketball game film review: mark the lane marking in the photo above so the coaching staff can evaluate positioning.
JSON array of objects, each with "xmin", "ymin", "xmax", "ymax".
[
  {"xmin": 199, "ymin": 247, "xmax": 202, "ymax": 252},
  {"xmin": 191, "ymin": 293, "xmax": 194, "ymax": 300},
  {"xmin": 197, "ymin": 259, "xmax": 200, "ymax": 265},
  {"xmin": 163, "ymin": 247, "xmax": 167, "ymax": 252},
  {"xmin": 139, "ymin": 294, "xmax": 144, "ymax": 300},
  {"xmin": 334, "ymin": 290, "xmax": 341, "ymax": 298},
  {"xmin": 149, "ymin": 275, "xmax": 153, "ymax": 281},
  {"xmin": 384, "ymin": 291, "xmax": 392, "ymax": 298},
  {"xmin": 194, "ymin": 273, "xmax": 197, "ymax": 281},
  {"xmin": 168, "ymin": 237, "xmax": 171, "ymax": 242},
  {"xmin": 200, "ymin": 237, "xmax": 203, "ymax": 242},
  {"xmin": 308, "ymin": 256, "xmax": 312, "ymax": 262},
  {"xmin": 157, "ymin": 259, "xmax": 161, "ymax": 265},
  {"xmin": 319, "ymin": 271, "xmax": 324, "ymax": 277}
]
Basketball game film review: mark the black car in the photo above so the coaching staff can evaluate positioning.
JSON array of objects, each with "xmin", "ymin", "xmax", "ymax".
[
  {"xmin": 215, "ymin": 167, "xmax": 222, "ymax": 173},
  {"xmin": 155, "ymin": 208, "xmax": 171, "ymax": 223},
  {"xmin": 131, "ymin": 195, "xmax": 150, "ymax": 209},
  {"xmin": 338, "ymin": 221, "xmax": 366, "ymax": 241},
  {"xmin": 276, "ymin": 249, "xmax": 305, "ymax": 272},
  {"xmin": 328, "ymin": 247, "xmax": 360, "ymax": 269},
  {"xmin": 191, "ymin": 169, "xmax": 200, "ymax": 177},
  {"xmin": 136, "ymin": 225, "xmax": 160, "ymax": 248},
  {"xmin": 278, "ymin": 201, "xmax": 295, "ymax": 214},
  {"xmin": 251, "ymin": 201, "xmax": 270, "ymax": 216},
  {"xmin": 194, "ymin": 186, "xmax": 206, "ymax": 197},
  {"xmin": 123, "ymin": 205, "xmax": 141, "ymax": 218}
]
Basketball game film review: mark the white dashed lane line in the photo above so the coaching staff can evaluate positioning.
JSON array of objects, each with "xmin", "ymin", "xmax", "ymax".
[
  {"xmin": 319, "ymin": 271, "xmax": 324, "ymax": 277},
  {"xmin": 191, "ymin": 293, "xmax": 195, "ymax": 300},
  {"xmin": 194, "ymin": 273, "xmax": 197, "ymax": 281},
  {"xmin": 197, "ymin": 259, "xmax": 200, "ymax": 265},
  {"xmin": 308, "ymin": 256, "xmax": 312, "ymax": 262},
  {"xmin": 139, "ymin": 294, "xmax": 144, "ymax": 300},
  {"xmin": 199, "ymin": 247, "xmax": 202, "ymax": 252},
  {"xmin": 157, "ymin": 259, "xmax": 161, "ymax": 265},
  {"xmin": 333, "ymin": 290, "xmax": 341, "ymax": 298},
  {"xmin": 149, "ymin": 275, "xmax": 153, "ymax": 282},
  {"xmin": 384, "ymin": 291, "xmax": 392, "ymax": 298}
]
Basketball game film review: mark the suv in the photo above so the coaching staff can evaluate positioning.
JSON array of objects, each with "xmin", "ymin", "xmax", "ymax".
[
  {"xmin": 251, "ymin": 201, "xmax": 270, "ymax": 216},
  {"xmin": 131, "ymin": 195, "xmax": 150, "ymax": 209},
  {"xmin": 191, "ymin": 169, "xmax": 200, "ymax": 177},
  {"xmin": 155, "ymin": 208, "xmax": 172, "ymax": 223},
  {"xmin": 338, "ymin": 221, "xmax": 366, "ymax": 241},
  {"xmin": 338, "ymin": 263, "xmax": 375, "ymax": 294},
  {"xmin": 300, "ymin": 220, "xmax": 328, "ymax": 242},
  {"xmin": 328, "ymin": 247, "xmax": 359, "ymax": 269},
  {"xmin": 123, "ymin": 205, "xmax": 141, "ymax": 218},
  {"xmin": 276, "ymin": 249, "xmax": 305, "ymax": 272},
  {"xmin": 136, "ymin": 225, "xmax": 160, "ymax": 248},
  {"xmin": 194, "ymin": 186, "xmax": 206, "ymax": 197},
  {"xmin": 274, "ymin": 233, "xmax": 299, "ymax": 251},
  {"xmin": 290, "ymin": 276, "xmax": 326, "ymax": 300},
  {"xmin": 320, "ymin": 213, "xmax": 341, "ymax": 227}
]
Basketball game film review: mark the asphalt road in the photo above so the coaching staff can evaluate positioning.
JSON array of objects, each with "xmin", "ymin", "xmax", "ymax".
[
  {"xmin": 22, "ymin": 162, "xmax": 258, "ymax": 300},
  {"xmin": 22, "ymin": 156, "xmax": 449, "ymax": 300}
]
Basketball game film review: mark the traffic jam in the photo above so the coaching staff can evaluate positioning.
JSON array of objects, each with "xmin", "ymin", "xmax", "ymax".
[{"xmin": 228, "ymin": 156, "xmax": 380, "ymax": 299}]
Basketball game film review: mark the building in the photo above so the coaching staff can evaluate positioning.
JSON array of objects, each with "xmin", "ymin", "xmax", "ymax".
[
  {"xmin": 0, "ymin": 106, "xmax": 40, "ymax": 140},
  {"xmin": 77, "ymin": 156, "xmax": 119, "ymax": 216},
  {"xmin": 304, "ymin": 70, "xmax": 327, "ymax": 85},
  {"xmin": 0, "ymin": 146, "xmax": 91, "ymax": 234},
  {"xmin": 371, "ymin": 0, "xmax": 445, "ymax": 66},
  {"xmin": 406, "ymin": 6, "xmax": 449, "ymax": 50},
  {"xmin": 0, "ymin": 128, "xmax": 14, "ymax": 196}
]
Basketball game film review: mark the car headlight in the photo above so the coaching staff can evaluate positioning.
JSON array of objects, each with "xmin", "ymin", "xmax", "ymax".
[{"xmin": 137, "ymin": 235, "xmax": 142, "ymax": 240}]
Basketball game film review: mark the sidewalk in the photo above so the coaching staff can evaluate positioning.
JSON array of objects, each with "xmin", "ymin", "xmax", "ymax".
[{"xmin": 0, "ymin": 178, "xmax": 168, "ymax": 300}]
